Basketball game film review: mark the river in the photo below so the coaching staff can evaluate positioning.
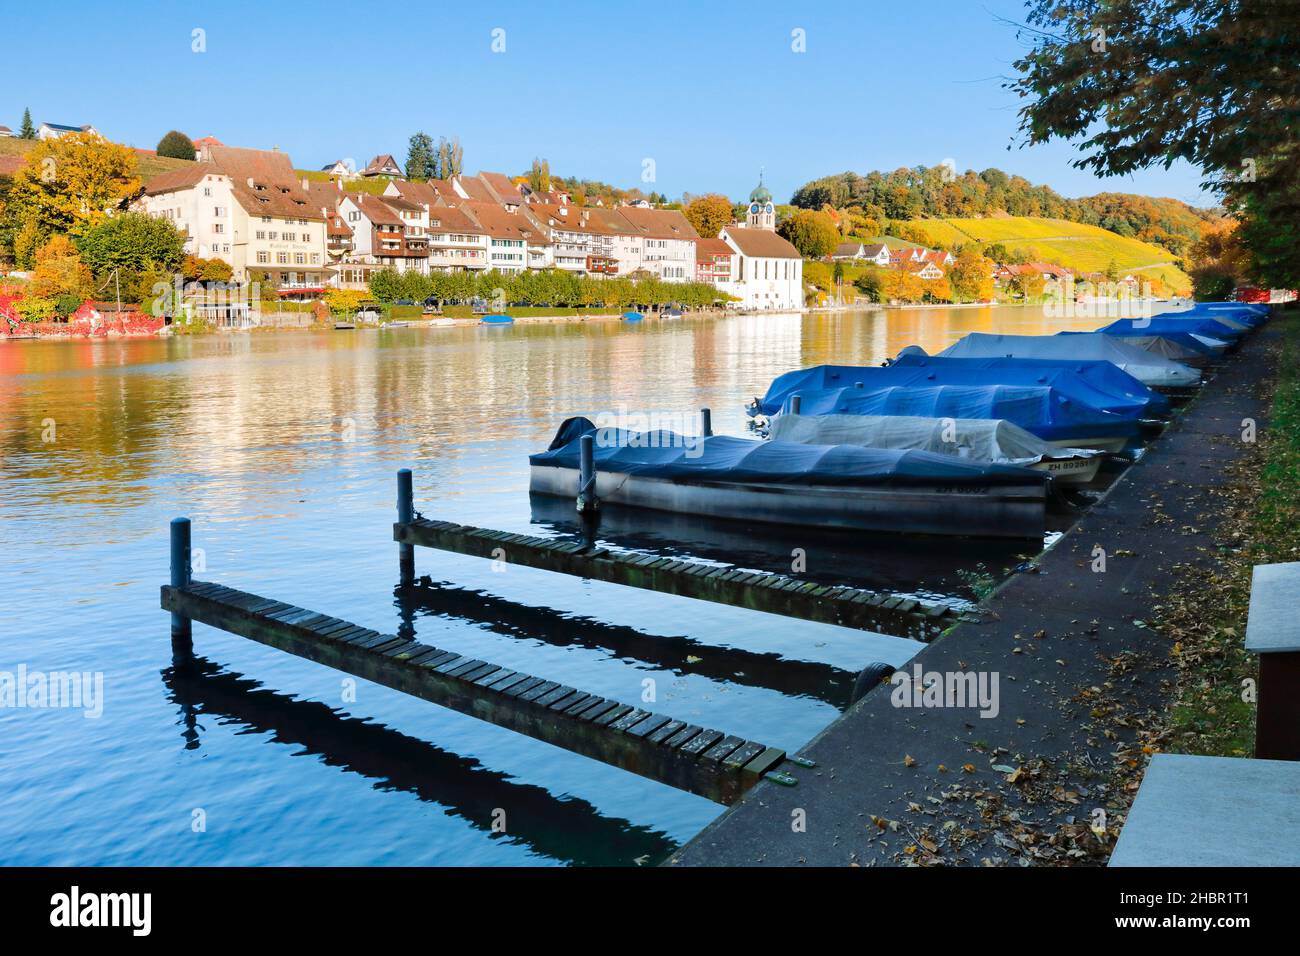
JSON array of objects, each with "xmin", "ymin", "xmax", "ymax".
[{"xmin": 0, "ymin": 305, "xmax": 1109, "ymax": 865}]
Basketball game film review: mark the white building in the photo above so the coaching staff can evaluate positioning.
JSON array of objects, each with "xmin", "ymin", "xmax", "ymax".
[
  {"xmin": 136, "ymin": 145, "xmax": 327, "ymax": 294},
  {"xmin": 714, "ymin": 176, "xmax": 803, "ymax": 310},
  {"xmin": 38, "ymin": 122, "xmax": 99, "ymax": 140}
]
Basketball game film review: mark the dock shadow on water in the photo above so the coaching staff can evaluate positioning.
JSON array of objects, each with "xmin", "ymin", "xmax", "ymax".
[{"xmin": 162, "ymin": 655, "xmax": 677, "ymax": 867}]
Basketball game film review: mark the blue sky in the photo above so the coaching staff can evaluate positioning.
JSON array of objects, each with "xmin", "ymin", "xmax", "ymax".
[{"xmin": 5, "ymin": 0, "xmax": 1215, "ymax": 207}]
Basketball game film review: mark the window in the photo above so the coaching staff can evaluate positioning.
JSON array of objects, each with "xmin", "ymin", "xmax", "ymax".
[
  {"xmin": 284, "ymin": 232, "xmax": 296, "ymax": 242},
  {"xmin": 311, "ymin": 253, "xmax": 320, "ymax": 264},
  {"xmin": 294, "ymin": 253, "xmax": 305, "ymax": 265},
  {"xmin": 268, "ymin": 232, "xmax": 278, "ymax": 240},
  {"xmin": 213, "ymin": 223, "xmax": 224, "ymax": 234},
  {"xmin": 300, "ymin": 231, "xmax": 311, "ymax": 243},
  {"xmin": 276, "ymin": 252, "xmax": 288, "ymax": 264},
  {"xmin": 213, "ymin": 206, "xmax": 225, "ymax": 217},
  {"xmin": 262, "ymin": 216, "xmax": 272, "ymax": 223},
  {"xmin": 257, "ymin": 251, "xmax": 269, "ymax": 264},
  {"xmin": 256, "ymin": 231, "xmax": 265, "ymax": 240},
  {"xmin": 203, "ymin": 187, "xmax": 212, "ymax": 197}
]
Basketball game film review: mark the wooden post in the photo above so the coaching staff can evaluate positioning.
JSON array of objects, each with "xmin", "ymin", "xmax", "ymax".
[
  {"xmin": 1246, "ymin": 562, "xmax": 1300, "ymax": 760},
  {"xmin": 700, "ymin": 407, "xmax": 713, "ymax": 438},
  {"xmin": 577, "ymin": 434, "xmax": 598, "ymax": 514},
  {"xmin": 790, "ymin": 395, "xmax": 802, "ymax": 415},
  {"xmin": 170, "ymin": 517, "xmax": 192, "ymax": 642},
  {"xmin": 397, "ymin": 469, "xmax": 414, "ymax": 585}
]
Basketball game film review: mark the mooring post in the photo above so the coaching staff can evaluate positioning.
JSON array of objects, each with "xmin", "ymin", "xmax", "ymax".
[
  {"xmin": 700, "ymin": 407, "xmax": 713, "ymax": 438},
  {"xmin": 170, "ymin": 517, "xmax": 192, "ymax": 643},
  {"xmin": 397, "ymin": 468, "xmax": 415, "ymax": 585},
  {"xmin": 790, "ymin": 394, "xmax": 802, "ymax": 415},
  {"xmin": 577, "ymin": 434, "xmax": 599, "ymax": 514}
]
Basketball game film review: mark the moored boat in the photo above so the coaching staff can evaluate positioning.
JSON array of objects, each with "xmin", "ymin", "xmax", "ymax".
[
  {"xmin": 530, "ymin": 417, "xmax": 1052, "ymax": 539},
  {"xmin": 768, "ymin": 413, "xmax": 1104, "ymax": 485},
  {"xmin": 937, "ymin": 332, "xmax": 1200, "ymax": 388}
]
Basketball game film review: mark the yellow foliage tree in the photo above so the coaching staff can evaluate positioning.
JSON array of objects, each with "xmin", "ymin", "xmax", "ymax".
[
  {"xmin": 947, "ymin": 248, "xmax": 996, "ymax": 302},
  {"xmin": 30, "ymin": 235, "xmax": 93, "ymax": 301},
  {"xmin": 5, "ymin": 132, "xmax": 140, "ymax": 266}
]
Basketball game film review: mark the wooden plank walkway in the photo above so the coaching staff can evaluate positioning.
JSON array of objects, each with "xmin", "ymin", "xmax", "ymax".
[
  {"xmin": 161, "ymin": 580, "xmax": 790, "ymax": 804},
  {"xmin": 394, "ymin": 518, "xmax": 955, "ymax": 640}
]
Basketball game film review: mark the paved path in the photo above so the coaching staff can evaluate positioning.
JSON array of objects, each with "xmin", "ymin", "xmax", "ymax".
[{"xmin": 672, "ymin": 317, "xmax": 1285, "ymax": 866}]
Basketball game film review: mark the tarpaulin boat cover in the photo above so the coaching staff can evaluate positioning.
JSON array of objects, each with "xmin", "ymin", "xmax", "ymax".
[
  {"xmin": 768, "ymin": 384, "xmax": 1140, "ymax": 443},
  {"xmin": 1058, "ymin": 330, "xmax": 1221, "ymax": 363},
  {"xmin": 1173, "ymin": 304, "xmax": 1267, "ymax": 325},
  {"xmin": 937, "ymin": 332, "xmax": 1200, "ymax": 387},
  {"xmin": 888, "ymin": 354, "xmax": 1166, "ymax": 416},
  {"xmin": 767, "ymin": 413, "xmax": 1096, "ymax": 466},
  {"xmin": 533, "ymin": 417, "xmax": 1048, "ymax": 486},
  {"xmin": 754, "ymin": 359, "xmax": 1164, "ymax": 418},
  {"xmin": 1098, "ymin": 317, "xmax": 1242, "ymax": 340}
]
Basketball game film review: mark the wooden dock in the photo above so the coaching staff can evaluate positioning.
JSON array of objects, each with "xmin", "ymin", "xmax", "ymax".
[
  {"xmin": 161, "ymin": 579, "xmax": 791, "ymax": 804},
  {"xmin": 393, "ymin": 518, "xmax": 956, "ymax": 639}
]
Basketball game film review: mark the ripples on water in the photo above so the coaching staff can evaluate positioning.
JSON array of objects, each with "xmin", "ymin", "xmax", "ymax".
[{"xmin": 0, "ymin": 307, "xmax": 1104, "ymax": 865}]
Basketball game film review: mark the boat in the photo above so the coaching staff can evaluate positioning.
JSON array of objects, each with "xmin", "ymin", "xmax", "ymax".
[
  {"xmin": 333, "ymin": 322, "xmax": 356, "ymax": 330},
  {"xmin": 937, "ymin": 332, "xmax": 1200, "ymax": 389},
  {"xmin": 758, "ymin": 383, "xmax": 1140, "ymax": 452},
  {"xmin": 622, "ymin": 311, "xmax": 644, "ymax": 322},
  {"xmin": 768, "ymin": 413, "xmax": 1105, "ymax": 485},
  {"xmin": 529, "ymin": 417, "xmax": 1052, "ymax": 539},
  {"xmin": 887, "ymin": 354, "xmax": 1168, "ymax": 417},
  {"xmin": 481, "ymin": 313, "xmax": 515, "ymax": 325},
  {"xmin": 662, "ymin": 308, "xmax": 684, "ymax": 318},
  {"xmin": 1098, "ymin": 317, "xmax": 1244, "ymax": 343},
  {"xmin": 752, "ymin": 359, "xmax": 1167, "ymax": 419},
  {"xmin": 1057, "ymin": 330, "xmax": 1222, "ymax": 367}
]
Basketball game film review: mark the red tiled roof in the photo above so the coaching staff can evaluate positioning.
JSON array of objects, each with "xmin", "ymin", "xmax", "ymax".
[
  {"xmin": 721, "ymin": 227, "xmax": 799, "ymax": 259},
  {"xmin": 695, "ymin": 237, "xmax": 734, "ymax": 260},
  {"xmin": 617, "ymin": 206, "xmax": 699, "ymax": 240}
]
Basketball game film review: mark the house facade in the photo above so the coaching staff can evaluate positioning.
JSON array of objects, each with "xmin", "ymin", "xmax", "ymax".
[{"xmin": 136, "ymin": 145, "xmax": 327, "ymax": 295}]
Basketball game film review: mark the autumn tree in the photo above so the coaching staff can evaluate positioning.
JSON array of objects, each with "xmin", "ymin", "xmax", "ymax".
[
  {"xmin": 683, "ymin": 194, "xmax": 733, "ymax": 239},
  {"xmin": 777, "ymin": 209, "xmax": 839, "ymax": 258},
  {"xmin": 4, "ymin": 132, "xmax": 140, "ymax": 266},
  {"xmin": 156, "ymin": 130, "xmax": 196, "ymax": 161},
  {"xmin": 947, "ymin": 248, "xmax": 995, "ymax": 302},
  {"xmin": 30, "ymin": 235, "xmax": 93, "ymax": 302}
]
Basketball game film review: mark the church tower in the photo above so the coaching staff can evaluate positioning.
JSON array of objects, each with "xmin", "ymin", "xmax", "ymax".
[{"xmin": 746, "ymin": 171, "xmax": 775, "ymax": 231}]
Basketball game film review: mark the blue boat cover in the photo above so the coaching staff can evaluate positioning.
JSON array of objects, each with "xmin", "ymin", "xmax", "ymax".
[
  {"xmin": 1099, "ymin": 317, "xmax": 1243, "ymax": 340},
  {"xmin": 1177, "ymin": 303, "xmax": 1268, "ymax": 324},
  {"xmin": 754, "ymin": 360, "xmax": 1164, "ymax": 417},
  {"xmin": 888, "ymin": 355, "xmax": 1166, "ymax": 416},
  {"xmin": 1062, "ymin": 328, "xmax": 1224, "ymax": 358},
  {"xmin": 533, "ymin": 417, "xmax": 1047, "ymax": 486},
  {"xmin": 936, "ymin": 332, "xmax": 1199, "ymax": 386},
  {"xmin": 766, "ymin": 384, "xmax": 1140, "ymax": 443}
]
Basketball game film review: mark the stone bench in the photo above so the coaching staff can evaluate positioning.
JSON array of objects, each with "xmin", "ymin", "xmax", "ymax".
[
  {"xmin": 1110, "ymin": 753, "xmax": 1300, "ymax": 866},
  {"xmin": 1246, "ymin": 562, "xmax": 1300, "ymax": 760}
]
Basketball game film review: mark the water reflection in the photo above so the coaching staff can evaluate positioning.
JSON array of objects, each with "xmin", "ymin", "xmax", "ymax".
[{"xmin": 162, "ymin": 656, "xmax": 676, "ymax": 866}]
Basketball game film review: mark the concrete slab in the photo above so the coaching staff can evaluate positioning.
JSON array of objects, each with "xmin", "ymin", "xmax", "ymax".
[
  {"xmin": 1246, "ymin": 562, "xmax": 1300, "ymax": 653},
  {"xmin": 1109, "ymin": 753, "xmax": 1300, "ymax": 866}
]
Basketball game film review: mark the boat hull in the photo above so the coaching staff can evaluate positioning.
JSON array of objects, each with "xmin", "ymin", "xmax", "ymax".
[
  {"xmin": 1027, "ymin": 454, "xmax": 1102, "ymax": 484},
  {"xmin": 530, "ymin": 465, "xmax": 1046, "ymax": 539}
]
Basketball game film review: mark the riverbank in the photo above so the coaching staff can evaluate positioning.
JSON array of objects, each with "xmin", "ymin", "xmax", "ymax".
[{"xmin": 672, "ymin": 310, "xmax": 1289, "ymax": 867}]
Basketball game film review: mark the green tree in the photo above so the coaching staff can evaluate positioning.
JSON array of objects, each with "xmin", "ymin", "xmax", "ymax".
[
  {"xmin": 777, "ymin": 209, "xmax": 839, "ymax": 258},
  {"xmin": 406, "ymin": 132, "xmax": 436, "ymax": 180},
  {"xmin": 156, "ymin": 131, "xmax": 196, "ymax": 161},
  {"xmin": 19, "ymin": 108, "xmax": 35, "ymax": 139},
  {"xmin": 1010, "ymin": 0, "xmax": 1299, "ymax": 289},
  {"xmin": 76, "ymin": 212, "xmax": 186, "ymax": 282},
  {"xmin": 368, "ymin": 268, "xmax": 404, "ymax": 302},
  {"xmin": 528, "ymin": 157, "xmax": 551, "ymax": 195}
]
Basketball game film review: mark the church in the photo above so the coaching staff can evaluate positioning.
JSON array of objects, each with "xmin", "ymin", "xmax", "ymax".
[{"xmin": 715, "ymin": 174, "xmax": 804, "ymax": 311}]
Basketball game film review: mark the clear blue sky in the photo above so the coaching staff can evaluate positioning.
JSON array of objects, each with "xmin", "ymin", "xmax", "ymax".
[{"xmin": 5, "ymin": 0, "xmax": 1214, "ymax": 207}]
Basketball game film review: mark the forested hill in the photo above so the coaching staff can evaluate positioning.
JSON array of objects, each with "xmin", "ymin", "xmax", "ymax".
[{"xmin": 790, "ymin": 166, "xmax": 1224, "ymax": 260}]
